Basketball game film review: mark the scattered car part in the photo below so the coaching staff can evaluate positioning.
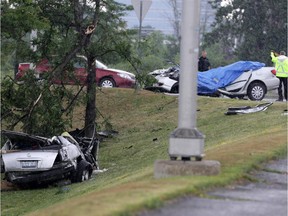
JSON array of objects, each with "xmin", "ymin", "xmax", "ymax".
[
  {"xmin": 225, "ymin": 102, "xmax": 273, "ymax": 115},
  {"xmin": 97, "ymin": 130, "xmax": 119, "ymax": 138}
]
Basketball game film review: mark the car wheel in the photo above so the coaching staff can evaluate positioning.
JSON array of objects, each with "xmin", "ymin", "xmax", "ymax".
[
  {"xmin": 0, "ymin": 157, "xmax": 5, "ymax": 173},
  {"xmin": 247, "ymin": 82, "xmax": 266, "ymax": 101},
  {"xmin": 72, "ymin": 160, "xmax": 92, "ymax": 183},
  {"xmin": 170, "ymin": 83, "xmax": 179, "ymax": 93},
  {"xmin": 99, "ymin": 77, "xmax": 116, "ymax": 88}
]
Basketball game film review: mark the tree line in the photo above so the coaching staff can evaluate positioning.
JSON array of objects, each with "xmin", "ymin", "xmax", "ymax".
[{"xmin": 1, "ymin": 0, "xmax": 287, "ymax": 137}]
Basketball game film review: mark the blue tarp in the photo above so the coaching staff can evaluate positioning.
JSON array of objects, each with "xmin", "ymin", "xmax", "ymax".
[{"xmin": 197, "ymin": 61, "xmax": 265, "ymax": 94}]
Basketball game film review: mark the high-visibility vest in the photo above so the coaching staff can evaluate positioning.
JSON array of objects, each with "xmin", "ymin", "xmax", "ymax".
[{"xmin": 271, "ymin": 52, "xmax": 288, "ymax": 78}]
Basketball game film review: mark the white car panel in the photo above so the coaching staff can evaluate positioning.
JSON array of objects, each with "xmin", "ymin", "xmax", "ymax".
[
  {"xmin": 224, "ymin": 67, "xmax": 279, "ymax": 92},
  {"xmin": 154, "ymin": 76, "xmax": 177, "ymax": 92},
  {"xmin": 149, "ymin": 65, "xmax": 279, "ymax": 100},
  {"xmin": 2, "ymin": 151, "xmax": 58, "ymax": 171}
]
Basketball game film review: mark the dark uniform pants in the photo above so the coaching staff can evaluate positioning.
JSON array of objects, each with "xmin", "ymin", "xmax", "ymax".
[{"xmin": 277, "ymin": 77, "xmax": 288, "ymax": 101}]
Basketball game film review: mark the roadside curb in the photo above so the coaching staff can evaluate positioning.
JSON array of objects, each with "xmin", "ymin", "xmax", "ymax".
[{"xmin": 154, "ymin": 160, "xmax": 221, "ymax": 178}]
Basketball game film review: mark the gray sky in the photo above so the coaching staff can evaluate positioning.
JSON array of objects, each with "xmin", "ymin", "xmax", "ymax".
[
  {"xmin": 116, "ymin": 0, "xmax": 175, "ymax": 34},
  {"xmin": 116, "ymin": 0, "xmax": 216, "ymax": 35}
]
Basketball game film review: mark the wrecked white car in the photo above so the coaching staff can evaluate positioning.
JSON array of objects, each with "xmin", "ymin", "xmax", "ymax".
[
  {"xmin": 146, "ymin": 61, "xmax": 279, "ymax": 101},
  {"xmin": 1, "ymin": 130, "xmax": 99, "ymax": 186}
]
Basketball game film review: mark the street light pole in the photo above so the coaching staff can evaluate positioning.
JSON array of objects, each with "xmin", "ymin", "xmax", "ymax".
[
  {"xmin": 154, "ymin": 0, "xmax": 220, "ymax": 178},
  {"xmin": 138, "ymin": 0, "xmax": 143, "ymax": 44},
  {"xmin": 169, "ymin": 0, "xmax": 205, "ymax": 161},
  {"xmin": 137, "ymin": 0, "xmax": 143, "ymax": 59}
]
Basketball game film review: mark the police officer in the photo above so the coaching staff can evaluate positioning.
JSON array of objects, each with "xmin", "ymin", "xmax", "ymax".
[
  {"xmin": 271, "ymin": 51, "xmax": 288, "ymax": 101},
  {"xmin": 198, "ymin": 50, "xmax": 211, "ymax": 72}
]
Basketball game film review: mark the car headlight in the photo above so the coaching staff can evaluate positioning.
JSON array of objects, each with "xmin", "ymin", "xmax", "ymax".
[{"xmin": 117, "ymin": 73, "xmax": 135, "ymax": 80}]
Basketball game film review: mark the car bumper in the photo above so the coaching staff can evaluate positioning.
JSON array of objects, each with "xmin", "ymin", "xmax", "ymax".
[
  {"xmin": 144, "ymin": 86, "xmax": 170, "ymax": 92},
  {"xmin": 115, "ymin": 79, "xmax": 136, "ymax": 88},
  {"xmin": 5, "ymin": 164, "xmax": 75, "ymax": 185},
  {"xmin": 264, "ymin": 78, "xmax": 280, "ymax": 91}
]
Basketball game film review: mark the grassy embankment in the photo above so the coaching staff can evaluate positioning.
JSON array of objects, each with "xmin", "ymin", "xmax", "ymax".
[{"xmin": 1, "ymin": 88, "xmax": 287, "ymax": 216}]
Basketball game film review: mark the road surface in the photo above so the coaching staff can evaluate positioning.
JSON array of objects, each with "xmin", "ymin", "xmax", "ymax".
[{"xmin": 138, "ymin": 158, "xmax": 288, "ymax": 216}]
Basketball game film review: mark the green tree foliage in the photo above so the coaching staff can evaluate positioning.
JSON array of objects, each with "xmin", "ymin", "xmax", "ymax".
[
  {"xmin": 1, "ymin": 0, "xmax": 50, "ymax": 74},
  {"xmin": 1, "ymin": 0, "xmax": 133, "ymax": 136},
  {"xmin": 1, "ymin": 0, "xmax": 180, "ymax": 136},
  {"xmin": 128, "ymin": 31, "xmax": 179, "ymax": 87},
  {"xmin": 205, "ymin": 0, "xmax": 287, "ymax": 65},
  {"xmin": 1, "ymin": 74, "xmax": 77, "ymax": 136},
  {"xmin": 205, "ymin": 42, "xmax": 238, "ymax": 68}
]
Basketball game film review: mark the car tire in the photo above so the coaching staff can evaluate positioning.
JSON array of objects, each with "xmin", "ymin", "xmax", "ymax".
[
  {"xmin": 0, "ymin": 157, "xmax": 5, "ymax": 173},
  {"xmin": 170, "ymin": 83, "xmax": 179, "ymax": 93},
  {"xmin": 99, "ymin": 77, "xmax": 116, "ymax": 88},
  {"xmin": 247, "ymin": 82, "xmax": 266, "ymax": 101},
  {"xmin": 72, "ymin": 160, "xmax": 92, "ymax": 183}
]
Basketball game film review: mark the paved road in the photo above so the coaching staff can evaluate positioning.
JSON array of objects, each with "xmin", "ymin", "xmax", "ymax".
[{"xmin": 138, "ymin": 158, "xmax": 288, "ymax": 216}]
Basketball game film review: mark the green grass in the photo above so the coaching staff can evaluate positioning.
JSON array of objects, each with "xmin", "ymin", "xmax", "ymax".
[
  {"xmin": 1, "ymin": 69, "xmax": 14, "ymax": 81},
  {"xmin": 1, "ymin": 88, "xmax": 287, "ymax": 216}
]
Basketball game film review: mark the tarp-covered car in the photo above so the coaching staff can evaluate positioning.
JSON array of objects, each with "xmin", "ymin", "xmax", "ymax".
[
  {"xmin": 147, "ymin": 61, "xmax": 279, "ymax": 101},
  {"xmin": 1, "ymin": 130, "xmax": 99, "ymax": 186}
]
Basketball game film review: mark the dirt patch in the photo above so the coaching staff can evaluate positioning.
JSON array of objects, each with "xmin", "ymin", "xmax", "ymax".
[{"xmin": 1, "ymin": 180, "xmax": 19, "ymax": 191}]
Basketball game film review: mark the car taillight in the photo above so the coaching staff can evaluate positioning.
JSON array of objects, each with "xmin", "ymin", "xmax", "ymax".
[
  {"xmin": 18, "ymin": 64, "xmax": 30, "ymax": 72},
  {"xmin": 271, "ymin": 69, "xmax": 276, "ymax": 75},
  {"xmin": 18, "ymin": 64, "xmax": 24, "ymax": 71},
  {"xmin": 16, "ymin": 63, "xmax": 31, "ymax": 79}
]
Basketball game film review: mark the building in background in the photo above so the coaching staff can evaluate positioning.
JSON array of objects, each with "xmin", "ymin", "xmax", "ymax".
[{"xmin": 116, "ymin": 0, "xmax": 216, "ymax": 38}]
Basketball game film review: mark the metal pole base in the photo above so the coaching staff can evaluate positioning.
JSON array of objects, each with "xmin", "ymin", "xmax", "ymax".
[{"xmin": 169, "ymin": 128, "xmax": 205, "ymax": 161}]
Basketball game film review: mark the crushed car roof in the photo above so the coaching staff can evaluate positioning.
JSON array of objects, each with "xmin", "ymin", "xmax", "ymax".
[{"xmin": 1, "ymin": 130, "xmax": 49, "ymax": 145}]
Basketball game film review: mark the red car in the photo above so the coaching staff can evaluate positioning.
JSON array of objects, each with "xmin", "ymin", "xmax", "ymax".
[{"xmin": 16, "ymin": 56, "xmax": 136, "ymax": 88}]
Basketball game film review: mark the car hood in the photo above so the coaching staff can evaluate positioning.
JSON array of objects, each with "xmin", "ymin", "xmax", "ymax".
[{"xmin": 106, "ymin": 68, "xmax": 135, "ymax": 77}]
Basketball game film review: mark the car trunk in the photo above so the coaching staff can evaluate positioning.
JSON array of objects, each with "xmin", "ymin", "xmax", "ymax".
[{"xmin": 2, "ymin": 150, "xmax": 58, "ymax": 172}]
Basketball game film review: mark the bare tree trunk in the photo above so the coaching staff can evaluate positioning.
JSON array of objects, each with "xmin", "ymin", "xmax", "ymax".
[
  {"xmin": 84, "ymin": 56, "xmax": 97, "ymax": 138},
  {"xmin": 168, "ymin": 0, "xmax": 181, "ymax": 44},
  {"xmin": 83, "ymin": 0, "xmax": 100, "ymax": 138}
]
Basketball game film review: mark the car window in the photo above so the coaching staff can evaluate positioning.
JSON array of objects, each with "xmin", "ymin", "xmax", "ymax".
[
  {"xmin": 73, "ymin": 58, "xmax": 87, "ymax": 69},
  {"xmin": 95, "ymin": 60, "xmax": 108, "ymax": 69},
  {"xmin": 10, "ymin": 140, "xmax": 42, "ymax": 150}
]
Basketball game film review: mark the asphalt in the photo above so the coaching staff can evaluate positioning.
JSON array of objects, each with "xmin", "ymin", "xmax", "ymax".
[{"xmin": 137, "ymin": 158, "xmax": 288, "ymax": 216}]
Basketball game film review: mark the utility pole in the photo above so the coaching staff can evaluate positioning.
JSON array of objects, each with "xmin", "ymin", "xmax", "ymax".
[
  {"xmin": 168, "ymin": 0, "xmax": 204, "ymax": 161},
  {"xmin": 138, "ymin": 0, "xmax": 143, "ymax": 44},
  {"xmin": 131, "ymin": 0, "xmax": 152, "ymax": 55},
  {"xmin": 154, "ymin": 0, "xmax": 220, "ymax": 178}
]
